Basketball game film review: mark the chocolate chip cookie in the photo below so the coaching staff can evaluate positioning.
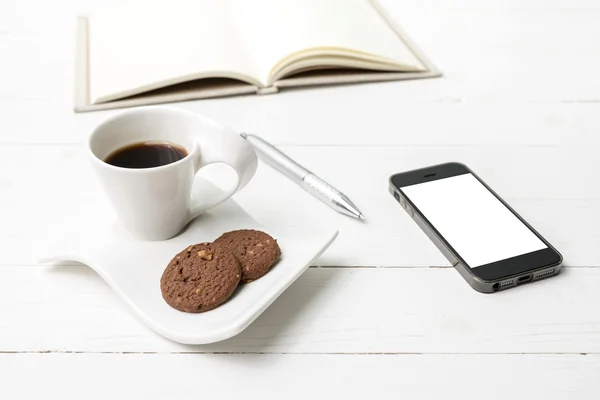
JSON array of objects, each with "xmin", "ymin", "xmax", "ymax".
[
  {"xmin": 213, "ymin": 230, "xmax": 281, "ymax": 282},
  {"xmin": 160, "ymin": 242, "xmax": 241, "ymax": 313}
]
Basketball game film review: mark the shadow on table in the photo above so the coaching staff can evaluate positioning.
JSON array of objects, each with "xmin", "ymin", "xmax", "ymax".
[
  {"xmin": 44, "ymin": 263, "xmax": 344, "ymax": 358},
  {"xmin": 196, "ymin": 267, "xmax": 345, "ymax": 356}
]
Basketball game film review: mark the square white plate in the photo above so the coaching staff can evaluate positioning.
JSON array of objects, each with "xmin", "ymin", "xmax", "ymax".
[{"xmin": 40, "ymin": 179, "xmax": 338, "ymax": 344}]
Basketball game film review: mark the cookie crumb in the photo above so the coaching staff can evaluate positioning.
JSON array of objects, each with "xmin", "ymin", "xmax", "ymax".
[{"xmin": 197, "ymin": 250, "xmax": 213, "ymax": 260}]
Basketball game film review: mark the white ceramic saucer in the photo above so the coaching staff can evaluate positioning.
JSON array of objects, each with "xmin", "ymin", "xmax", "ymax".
[{"xmin": 40, "ymin": 179, "xmax": 338, "ymax": 344}]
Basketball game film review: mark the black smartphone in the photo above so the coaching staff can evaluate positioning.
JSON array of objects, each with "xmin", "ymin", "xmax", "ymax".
[{"xmin": 389, "ymin": 162, "xmax": 562, "ymax": 293}]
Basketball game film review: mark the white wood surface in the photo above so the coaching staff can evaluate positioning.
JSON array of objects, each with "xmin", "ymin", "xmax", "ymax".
[
  {"xmin": 2, "ymin": 266, "xmax": 600, "ymax": 354},
  {"xmin": 0, "ymin": 354, "xmax": 600, "ymax": 400},
  {"xmin": 1, "ymin": 0, "xmax": 600, "ymax": 397},
  {"xmin": 2, "ymin": 353, "xmax": 600, "ymax": 400}
]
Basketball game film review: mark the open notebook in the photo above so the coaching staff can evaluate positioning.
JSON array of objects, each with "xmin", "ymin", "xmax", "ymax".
[{"xmin": 75, "ymin": 0, "xmax": 440, "ymax": 112}]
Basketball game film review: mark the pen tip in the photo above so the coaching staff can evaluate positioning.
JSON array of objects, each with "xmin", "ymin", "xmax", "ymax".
[
  {"xmin": 240, "ymin": 132, "xmax": 248, "ymax": 139},
  {"xmin": 358, "ymin": 213, "xmax": 366, "ymax": 220}
]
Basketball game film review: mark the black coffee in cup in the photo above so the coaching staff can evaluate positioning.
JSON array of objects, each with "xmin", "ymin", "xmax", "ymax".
[{"xmin": 105, "ymin": 141, "xmax": 188, "ymax": 169}]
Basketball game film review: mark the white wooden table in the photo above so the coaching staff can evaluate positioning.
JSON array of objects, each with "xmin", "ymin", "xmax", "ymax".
[{"xmin": 2, "ymin": 0, "xmax": 600, "ymax": 398}]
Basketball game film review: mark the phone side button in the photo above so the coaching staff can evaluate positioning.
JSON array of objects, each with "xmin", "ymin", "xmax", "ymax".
[{"xmin": 408, "ymin": 208, "xmax": 414, "ymax": 218}]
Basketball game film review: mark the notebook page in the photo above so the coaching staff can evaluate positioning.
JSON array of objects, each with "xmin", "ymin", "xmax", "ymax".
[
  {"xmin": 226, "ymin": 0, "xmax": 426, "ymax": 84},
  {"xmin": 89, "ymin": 0, "xmax": 263, "ymax": 103}
]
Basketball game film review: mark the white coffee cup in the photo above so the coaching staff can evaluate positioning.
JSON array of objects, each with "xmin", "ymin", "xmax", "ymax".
[{"xmin": 87, "ymin": 107, "xmax": 257, "ymax": 240}]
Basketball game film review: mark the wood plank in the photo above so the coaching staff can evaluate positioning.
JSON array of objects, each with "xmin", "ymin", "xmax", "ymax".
[
  {"xmin": 0, "ymin": 145, "xmax": 597, "ymax": 266},
  {"xmin": 2, "ymin": 99, "xmax": 600, "ymax": 146},
  {"xmin": 1, "ymin": 267, "xmax": 600, "ymax": 354},
  {"xmin": 403, "ymin": 0, "xmax": 600, "ymax": 10},
  {"xmin": 1, "ymin": 353, "xmax": 599, "ymax": 399},
  {"xmin": 387, "ymin": 0, "xmax": 600, "ymax": 107},
  {"xmin": 1, "ymin": 25, "xmax": 600, "ymax": 145},
  {"xmin": 1, "ymin": 1, "xmax": 600, "ymax": 144},
  {"xmin": 1, "ymin": 25, "xmax": 599, "ymax": 146}
]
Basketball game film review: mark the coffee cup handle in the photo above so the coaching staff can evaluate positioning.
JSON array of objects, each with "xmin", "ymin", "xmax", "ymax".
[{"xmin": 187, "ymin": 132, "xmax": 258, "ymax": 221}]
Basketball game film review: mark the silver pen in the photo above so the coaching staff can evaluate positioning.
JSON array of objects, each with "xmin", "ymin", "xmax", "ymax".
[{"xmin": 241, "ymin": 133, "xmax": 365, "ymax": 220}]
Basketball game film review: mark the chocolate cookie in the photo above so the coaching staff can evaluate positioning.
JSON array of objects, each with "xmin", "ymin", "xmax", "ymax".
[
  {"xmin": 213, "ymin": 230, "xmax": 281, "ymax": 282},
  {"xmin": 160, "ymin": 242, "xmax": 241, "ymax": 313}
]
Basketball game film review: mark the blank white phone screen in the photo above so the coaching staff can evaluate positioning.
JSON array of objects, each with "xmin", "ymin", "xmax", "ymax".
[{"xmin": 401, "ymin": 173, "xmax": 547, "ymax": 268}]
